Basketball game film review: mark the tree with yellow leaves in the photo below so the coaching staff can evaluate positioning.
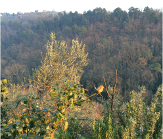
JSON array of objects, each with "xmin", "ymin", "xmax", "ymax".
[{"xmin": 33, "ymin": 32, "xmax": 89, "ymax": 97}]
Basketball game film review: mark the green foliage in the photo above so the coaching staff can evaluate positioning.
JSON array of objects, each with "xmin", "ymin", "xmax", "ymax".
[
  {"xmin": 54, "ymin": 117, "xmax": 84, "ymax": 139},
  {"xmin": 1, "ymin": 9, "xmax": 162, "ymax": 139},
  {"xmin": 1, "ymin": 83, "xmax": 162, "ymax": 138},
  {"xmin": 72, "ymin": 24, "xmax": 79, "ymax": 35},
  {"xmin": 68, "ymin": 117, "xmax": 82, "ymax": 138},
  {"xmin": 1, "ymin": 79, "xmax": 8, "ymax": 96},
  {"xmin": 1, "ymin": 81, "xmax": 90, "ymax": 138},
  {"xmin": 149, "ymin": 63, "xmax": 162, "ymax": 73},
  {"xmin": 1, "ymin": 94, "xmax": 52, "ymax": 138},
  {"xmin": 19, "ymin": 29, "xmax": 39, "ymax": 44},
  {"xmin": 64, "ymin": 26, "xmax": 71, "ymax": 36},
  {"xmin": 1, "ymin": 7, "xmax": 162, "ymax": 99},
  {"xmin": 92, "ymin": 102, "xmax": 119, "ymax": 139},
  {"xmin": 128, "ymin": 7, "xmax": 141, "ymax": 19},
  {"xmin": 1, "ymin": 79, "xmax": 9, "ymax": 122},
  {"xmin": 117, "ymin": 85, "xmax": 162, "ymax": 138},
  {"xmin": 79, "ymin": 26, "xmax": 87, "ymax": 36},
  {"xmin": 91, "ymin": 85, "xmax": 162, "ymax": 139}
]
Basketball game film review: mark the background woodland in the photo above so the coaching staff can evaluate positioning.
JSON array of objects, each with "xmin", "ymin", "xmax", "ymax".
[{"xmin": 1, "ymin": 6, "xmax": 162, "ymax": 103}]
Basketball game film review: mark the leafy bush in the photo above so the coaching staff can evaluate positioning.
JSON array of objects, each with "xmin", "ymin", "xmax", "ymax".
[
  {"xmin": 1, "ymin": 82, "xmax": 162, "ymax": 139},
  {"xmin": 92, "ymin": 85, "xmax": 162, "ymax": 139},
  {"xmin": 1, "ymin": 80, "xmax": 91, "ymax": 138},
  {"xmin": 1, "ymin": 79, "xmax": 10, "ymax": 123}
]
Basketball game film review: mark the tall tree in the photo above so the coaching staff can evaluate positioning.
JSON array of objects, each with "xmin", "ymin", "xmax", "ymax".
[{"xmin": 33, "ymin": 32, "xmax": 89, "ymax": 95}]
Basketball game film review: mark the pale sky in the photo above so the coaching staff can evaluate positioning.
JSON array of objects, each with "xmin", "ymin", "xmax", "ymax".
[{"xmin": 1, "ymin": 0, "xmax": 162, "ymax": 14}]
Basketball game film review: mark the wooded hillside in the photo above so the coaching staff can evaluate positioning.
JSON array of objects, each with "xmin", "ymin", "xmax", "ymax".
[{"xmin": 1, "ymin": 7, "xmax": 162, "ymax": 103}]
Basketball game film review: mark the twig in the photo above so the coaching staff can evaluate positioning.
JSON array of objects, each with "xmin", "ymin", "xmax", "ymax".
[
  {"xmin": 113, "ymin": 70, "xmax": 117, "ymax": 95},
  {"xmin": 111, "ymin": 70, "xmax": 117, "ymax": 111},
  {"xmin": 87, "ymin": 92, "xmax": 98, "ymax": 98},
  {"xmin": 103, "ymin": 70, "xmax": 118, "ymax": 111},
  {"xmin": 115, "ymin": 89, "xmax": 120, "ymax": 98},
  {"xmin": 103, "ymin": 77, "xmax": 111, "ymax": 99}
]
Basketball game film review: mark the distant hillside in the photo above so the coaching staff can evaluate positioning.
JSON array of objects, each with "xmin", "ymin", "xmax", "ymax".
[
  {"xmin": 1, "ymin": 10, "xmax": 62, "ymax": 21},
  {"xmin": 1, "ymin": 7, "xmax": 162, "ymax": 103}
]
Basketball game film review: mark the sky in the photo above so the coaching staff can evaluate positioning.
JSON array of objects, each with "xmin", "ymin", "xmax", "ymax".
[{"xmin": 1, "ymin": 0, "xmax": 163, "ymax": 14}]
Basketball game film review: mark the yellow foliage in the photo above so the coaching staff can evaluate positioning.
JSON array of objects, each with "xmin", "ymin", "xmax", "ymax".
[
  {"xmin": 33, "ymin": 32, "xmax": 89, "ymax": 95},
  {"xmin": 64, "ymin": 121, "xmax": 68, "ymax": 131}
]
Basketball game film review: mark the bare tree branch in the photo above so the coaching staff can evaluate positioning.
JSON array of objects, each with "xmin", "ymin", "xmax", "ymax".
[{"xmin": 103, "ymin": 77, "xmax": 112, "ymax": 99}]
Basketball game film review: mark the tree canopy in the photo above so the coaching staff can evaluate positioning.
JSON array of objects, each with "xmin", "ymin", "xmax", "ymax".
[
  {"xmin": 1, "ymin": 6, "xmax": 162, "ymax": 102},
  {"xmin": 33, "ymin": 32, "xmax": 88, "ymax": 95}
]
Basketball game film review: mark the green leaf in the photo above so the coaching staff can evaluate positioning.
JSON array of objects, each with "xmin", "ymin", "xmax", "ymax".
[
  {"xmin": 70, "ymin": 103, "xmax": 74, "ymax": 108},
  {"xmin": 21, "ymin": 134, "xmax": 28, "ymax": 138},
  {"xmin": 15, "ymin": 121, "xmax": 21, "ymax": 125},
  {"xmin": 56, "ymin": 87, "xmax": 60, "ymax": 92},
  {"xmin": 29, "ymin": 131, "xmax": 35, "ymax": 136},
  {"xmin": 22, "ymin": 97, "xmax": 29, "ymax": 104},
  {"xmin": 32, "ymin": 95, "xmax": 36, "ymax": 99},
  {"xmin": 40, "ymin": 130, "xmax": 46, "ymax": 136},
  {"xmin": 80, "ymin": 88, "xmax": 85, "ymax": 94},
  {"xmin": 74, "ymin": 102, "xmax": 83, "ymax": 106},
  {"xmin": 80, "ymin": 136, "xmax": 86, "ymax": 139},
  {"xmin": 1, "ymin": 124, "xmax": 7, "ymax": 127},
  {"xmin": 58, "ymin": 87, "xmax": 62, "ymax": 92},
  {"xmin": 60, "ymin": 108, "xmax": 66, "ymax": 115},
  {"xmin": 12, "ymin": 129, "xmax": 19, "ymax": 138},
  {"xmin": 29, "ymin": 120, "xmax": 35, "ymax": 128},
  {"xmin": 58, "ymin": 112, "xmax": 63, "ymax": 118},
  {"xmin": 57, "ymin": 105, "xmax": 64, "ymax": 111},
  {"xmin": 73, "ymin": 85, "xmax": 77, "ymax": 88},
  {"xmin": 1, "ymin": 96, "xmax": 3, "ymax": 102},
  {"xmin": 59, "ymin": 96, "xmax": 65, "ymax": 102},
  {"xmin": 18, "ymin": 127, "xmax": 23, "ymax": 133},
  {"xmin": 35, "ymin": 126, "xmax": 40, "ymax": 133},
  {"xmin": 13, "ymin": 123, "xmax": 17, "ymax": 129},
  {"xmin": 49, "ymin": 92, "xmax": 56, "ymax": 97},
  {"xmin": 67, "ymin": 95, "xmax": 73, "ymax": 100}
]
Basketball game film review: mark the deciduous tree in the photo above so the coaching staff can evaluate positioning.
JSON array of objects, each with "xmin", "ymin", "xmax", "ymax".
[{"xmin": 33, "ymin": 32, "xmax": 89, "ymax": 95}]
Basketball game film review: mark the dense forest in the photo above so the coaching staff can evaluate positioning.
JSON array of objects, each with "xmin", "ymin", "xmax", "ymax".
[
  {"xmin": 1, "ymin": 7, "xmax": 162, "ymax": 139},
  {"xmin": 1, "ymin": 6, "xmax": 162, "ymax": 103}
]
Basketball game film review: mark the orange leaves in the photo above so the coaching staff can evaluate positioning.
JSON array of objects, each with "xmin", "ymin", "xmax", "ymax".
[
  {"xmin": 22, "ymin": 108, "xmax": 27, "ymax": 112},
  {"xmin": 22, "ymin": 106, "xmax": 32, "ymax": 112},
  {"xmin": 43, "ymin": 111, "xmax": 51, "ymax": 117}
]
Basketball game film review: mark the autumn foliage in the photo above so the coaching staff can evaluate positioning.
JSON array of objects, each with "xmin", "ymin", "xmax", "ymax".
[{"xmin": 1, "ymin": 6, "xmax": 162, "ymax": 139}]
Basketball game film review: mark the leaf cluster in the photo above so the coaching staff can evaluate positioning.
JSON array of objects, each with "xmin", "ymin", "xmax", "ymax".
[{"xmin": 1, "ymin": 80, "xmax": 90, "ymax": 138}]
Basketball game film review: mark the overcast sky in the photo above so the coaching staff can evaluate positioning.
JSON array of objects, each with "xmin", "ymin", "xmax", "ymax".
[{"xmin": 1, "ymin": 0, "xmax": 162, "ymax": 14}]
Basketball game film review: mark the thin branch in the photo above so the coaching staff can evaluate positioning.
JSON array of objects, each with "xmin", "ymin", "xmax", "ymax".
[
  {"xmin": 87, "ymin": 92, "xmax": 98, "ymax": 98},
  {"xmin": 115, "ymin": 89, "xmax": 120, "ymax": 98},
  {"xmin": 109, "ymin": 88, "xmax": 112, "ymax": 95},
  {"xmin": 67, "ymin": 58, "xmax": 77, "ymax": 67},
  {"xmin": 113, "ymin": 70, "xmax": 117, "ymax": 95},
  {"xmin": 99, "ymin": 93, "xmax": 103, "ymax": 100},
  {"xmin": 103, "ymin": 77, "xmax": 112, "ymax": 99}
]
